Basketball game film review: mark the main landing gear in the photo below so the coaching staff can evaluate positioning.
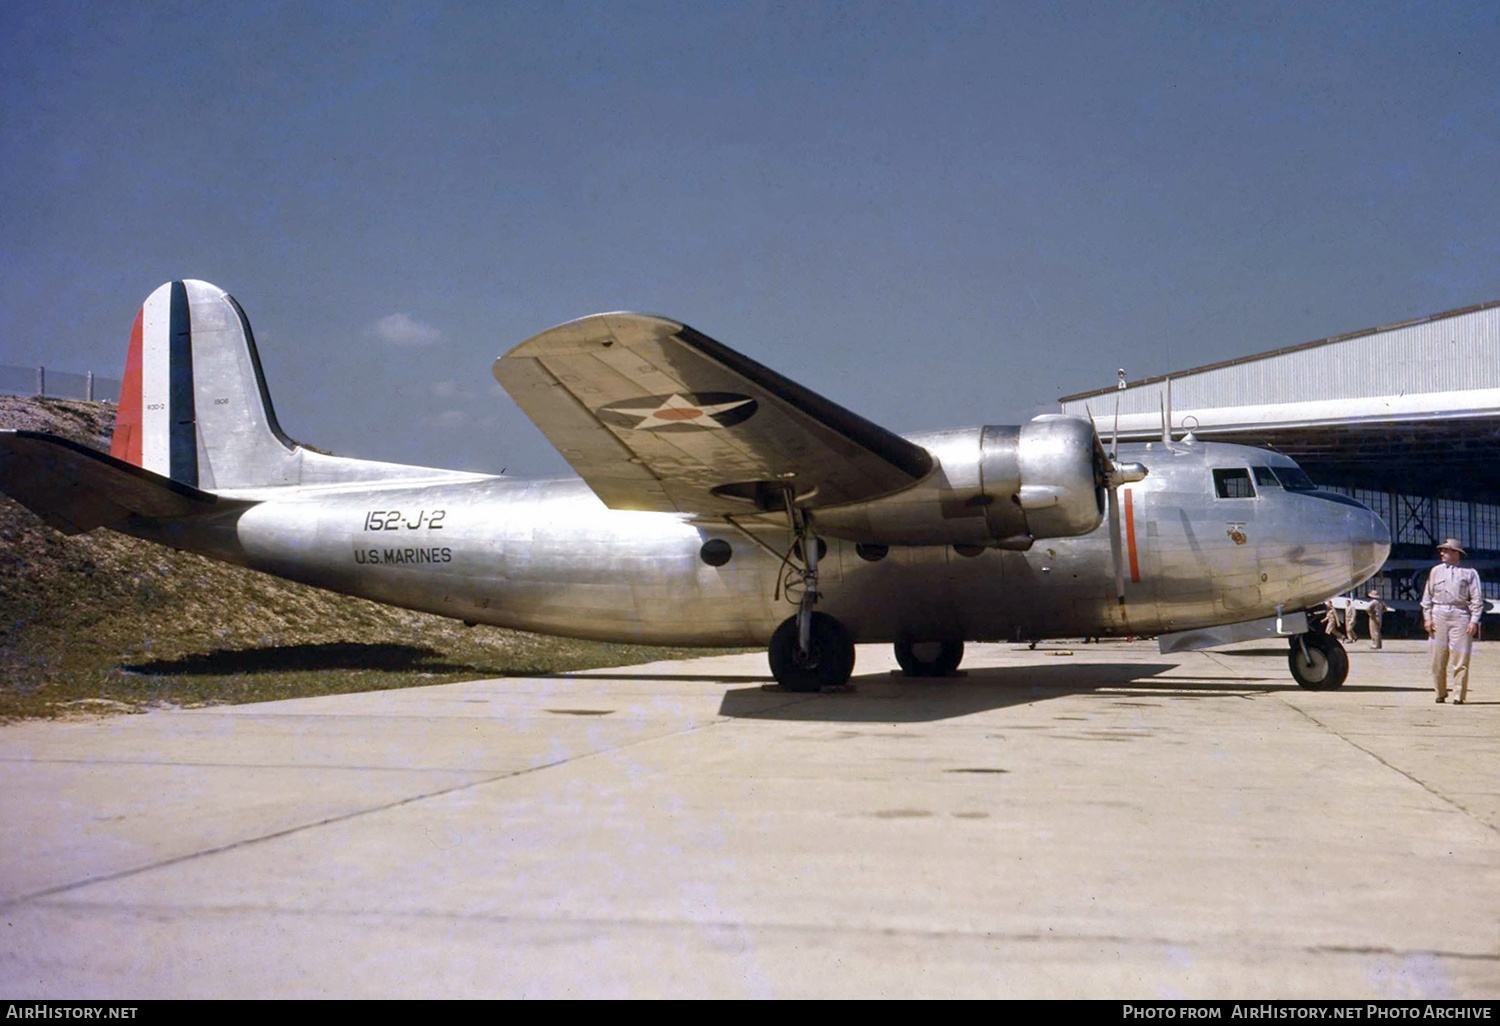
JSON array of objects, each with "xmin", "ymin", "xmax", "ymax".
[
  {"xmin": 766, "ymin": 508, "xmax": 856, "ymax": 692},
  {"xmin": 1288, "ymin": 631, "xmax": 1348, "ymax": 689},
  {"xmin": 760, "ymin": 501, "xmax": 970, "ymax": 689},
  {"xmin": 894, "ymin": 638, "xmax": 965, "ymax": 677},
  {"xmin": 769, "ymin": 612, "xmax": 856, "ymax": 692}
]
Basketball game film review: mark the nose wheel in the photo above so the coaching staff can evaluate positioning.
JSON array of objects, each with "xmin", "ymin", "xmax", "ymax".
[{"xmin": 1289, "ymin": 631, "xmax": 1348, "ymax": 689}]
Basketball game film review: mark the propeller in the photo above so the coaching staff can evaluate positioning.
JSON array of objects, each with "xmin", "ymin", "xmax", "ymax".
[{"xmin": 1092, "ymin": 398, "xmax": 1148, "ymax": 607}]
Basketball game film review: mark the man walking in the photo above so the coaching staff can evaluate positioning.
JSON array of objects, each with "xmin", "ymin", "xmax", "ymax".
[
  {"xmin": 1421, "ymin": 539, "xmax": 1484, "ymax": 704},
  {"xmin": 1366, "ymin": 591, "xmax": 1385, "ymax": 650},
  {"xmin": 1321, "ymin": 601, "xmax": 1343, "ymax": 639}
]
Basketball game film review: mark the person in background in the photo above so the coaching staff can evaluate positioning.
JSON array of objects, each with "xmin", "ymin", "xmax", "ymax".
[
  {"xmin": 1321, "ymin": 601, "xmax": 1342, "ymax": 639},
  {"xmin": 1365, "ymin": 591, "xmax": 1385, "ymax": 650},
  {"xmin": 1421, "ymin": 539, "xmax": 1483, "ymax": 704}
]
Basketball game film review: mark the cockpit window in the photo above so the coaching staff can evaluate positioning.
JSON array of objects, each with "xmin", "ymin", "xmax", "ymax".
[
  {"xmin": 1213, "ymin": 468, "xmax": 1256, "ymax": 499},
  {"xmin": 1270, "ymin": 466, "xmax": 1317, "ymax": 491},
  {"xmin": 1252, "ymin": 466, "xmax": 1279, "ymax": 487}
]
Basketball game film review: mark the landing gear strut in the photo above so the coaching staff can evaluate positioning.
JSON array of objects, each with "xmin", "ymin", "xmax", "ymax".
[
  {"xmin": 894, "ymin": 638, "xmax": 964, "ymax": 677},
  {"xmin": 1289, "ymin": 631, "xmax": 1348, "ymax": 689},
  {"xmin": 765, "ymin": 505, "xmax": 855, "ymax": 691}
]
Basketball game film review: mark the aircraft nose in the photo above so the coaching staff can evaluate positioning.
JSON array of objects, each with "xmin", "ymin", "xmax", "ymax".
[{"xmin": 1352, "ymin": 505, "xmax": 1391, "ymax": 583}]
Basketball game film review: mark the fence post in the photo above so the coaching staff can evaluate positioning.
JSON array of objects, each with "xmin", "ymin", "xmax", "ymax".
[
  {"xmin": 37, "ymin": 366, "xmax": 45, "ymax": 397},
  {"xmin": 87, "ymin": 371, "xmax": 94, "ymax": 401}
]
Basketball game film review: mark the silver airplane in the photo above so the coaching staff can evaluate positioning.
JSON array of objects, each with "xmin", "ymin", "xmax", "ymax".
[{"xmin": 0, "ymin": 281, "xmax": 1389, "ymax": 691}]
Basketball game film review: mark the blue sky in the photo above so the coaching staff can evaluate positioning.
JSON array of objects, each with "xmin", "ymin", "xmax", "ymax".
[{"xmin": 3, "ymin": 1, "xmax": 1497, "ymax": 477}]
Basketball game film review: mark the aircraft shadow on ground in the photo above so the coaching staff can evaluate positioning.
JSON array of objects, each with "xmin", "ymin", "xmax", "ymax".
[
  {"xmin": 558, "ymin": 672, "xmax": 777, "ymax": 683},
  {"xmin": 117, "ymin": 646, "xmax": 1424, "ymax": 715},
  {"xmin": 715, "ymin": 661, "xmax": 1305, "ymax": 723},
  {"xmin": 121, "ymin": 642, "xmax": 489, "ymax": 676},
  {"xmin": 714, "ymin": 666, "xmax": 1218, "ymax": 720},
  {"xmin": 121, "ymin": 644, "xmax": 777, "ymax": 681}
]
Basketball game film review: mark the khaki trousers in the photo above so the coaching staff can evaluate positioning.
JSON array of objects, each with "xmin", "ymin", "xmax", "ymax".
[{"xmin": 1429, "ymin": 607, "xmax": 1473, "ymax": 701}]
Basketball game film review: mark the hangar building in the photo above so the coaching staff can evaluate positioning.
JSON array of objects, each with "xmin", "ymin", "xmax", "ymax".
[{"xmin": 1058, "ymin": 301, "xmax": 1500, "ymax": 630}]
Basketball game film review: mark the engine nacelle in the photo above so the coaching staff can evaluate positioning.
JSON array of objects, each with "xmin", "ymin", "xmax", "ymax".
[
  {"xmin": 978, "ymin": 416, "xmax": 1105, "ymax": 546},
  {"xmin": 811, "ymin": 416, "xmax": 1107, "ymax": 549}
]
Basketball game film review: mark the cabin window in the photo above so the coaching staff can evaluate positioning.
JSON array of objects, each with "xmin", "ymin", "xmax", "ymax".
[
  {"xmin": 1213, "ymin": 468, "xmax": 1255, "ymax": 499},
  {"xmin": 1270, "ymin": 466, "xmax": 1317, "ymax": 491},
  {"xmin": 1252, "ymin": 466, "xmax": 1279, "ymax": 487},
  {"xmin": 699, "ymin": 539, "xmax": 733, "ymax": 566}
]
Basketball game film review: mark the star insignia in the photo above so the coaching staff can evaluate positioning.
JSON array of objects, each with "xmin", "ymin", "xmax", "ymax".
[{"xmin": 596, "ymin": 392, "xmax": 759, "ymax": 432}]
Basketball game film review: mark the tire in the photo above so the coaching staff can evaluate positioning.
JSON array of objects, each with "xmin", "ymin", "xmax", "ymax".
[
  {"xmin": 894, "ymin": 638, "xmax": 964, "ymax": 677},
  {"xmin": 768, "ymin": 613, "xmax": 856, "ymax": 692},
  {"xmin": 1288, "ymin": 632, "xmax": 1349, "ymax": 689}
]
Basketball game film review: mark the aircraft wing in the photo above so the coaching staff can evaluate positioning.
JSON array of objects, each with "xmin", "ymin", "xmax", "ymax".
[{"xmin": 494, "ymin": 313, "xmax": 934, "ymax": 514}]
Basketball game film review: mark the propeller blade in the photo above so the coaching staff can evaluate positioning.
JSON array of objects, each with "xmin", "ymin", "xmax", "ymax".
[
  {"xmin": 1111, "ymin": 397, "xmax": 1120, "ymax": 462},
  {"xmin": 1107, "ymin": 483, "xmax": 1126, "ymax": 606}
]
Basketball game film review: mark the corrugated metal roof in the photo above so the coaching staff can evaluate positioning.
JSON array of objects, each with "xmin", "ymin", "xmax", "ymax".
[{"xmin": 1059, "ymin": 299, "xmax": 1500, "ymax": 414}]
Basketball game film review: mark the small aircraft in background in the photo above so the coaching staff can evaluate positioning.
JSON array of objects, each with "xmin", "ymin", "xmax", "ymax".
[{"xmin": 0, "ymin": 281, "xmax": 1388, "ymax": 691}]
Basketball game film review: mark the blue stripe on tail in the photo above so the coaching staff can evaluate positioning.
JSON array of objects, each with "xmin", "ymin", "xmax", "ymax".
[{"xmin": 168, "ymin": 281, "xmax": 197, "ymax": 487}]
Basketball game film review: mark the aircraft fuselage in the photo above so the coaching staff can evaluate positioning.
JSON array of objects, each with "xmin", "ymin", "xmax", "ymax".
[{"xmin": 133, "ymin": 435, "xmax": 1388, "ymax": 647}]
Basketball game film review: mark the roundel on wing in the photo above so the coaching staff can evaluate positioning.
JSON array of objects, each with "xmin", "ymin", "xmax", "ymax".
[{"xmin": 596, "ymin": 392, "xmax": 759, "ymax": 432}]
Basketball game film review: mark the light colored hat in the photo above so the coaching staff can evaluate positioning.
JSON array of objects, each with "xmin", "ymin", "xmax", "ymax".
[{"xmin": 1438, "ymin": 538, "xmax": 1466, "ymax": 554}]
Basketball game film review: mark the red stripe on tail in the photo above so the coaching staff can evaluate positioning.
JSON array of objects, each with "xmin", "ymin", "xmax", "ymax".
[{"xmin": 110, "ymin": 308, "xmax": 144, "ymax": 466}]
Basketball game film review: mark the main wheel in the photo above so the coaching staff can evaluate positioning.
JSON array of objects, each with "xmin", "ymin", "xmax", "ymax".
[
  {"xmin": 894, "ymin": 638, "xmax": 964, "ymax": 677},
  {"xmin": 768, "ymin": 613, "xmax": 856, "ymax": 692},
  {"xmin": 1288, "ymin": 631, "xmax": 1348, "ymax": 689}
]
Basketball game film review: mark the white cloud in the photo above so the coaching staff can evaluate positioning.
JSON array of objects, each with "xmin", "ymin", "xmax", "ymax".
[
  {"xmin": 370, "ymin": 312, "xmax": 443, "ymax": 347},
  {"xmin": 429, "ymin": 379, "xmax": 472, "ymax": 400}
]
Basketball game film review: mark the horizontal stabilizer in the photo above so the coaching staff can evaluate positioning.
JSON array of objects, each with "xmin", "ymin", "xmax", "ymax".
[{"xmin": 0, "ymin": 430, "xmax": 246, "ymax": 535}]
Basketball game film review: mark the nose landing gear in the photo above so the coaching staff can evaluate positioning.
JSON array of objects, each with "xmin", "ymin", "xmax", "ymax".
[{"xmin": 1289, "ymin": 631, "xmax": 1348, "ymax": 689}]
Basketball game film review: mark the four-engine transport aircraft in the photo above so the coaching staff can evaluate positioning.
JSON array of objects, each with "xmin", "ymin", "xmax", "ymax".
[{"xmin": 0, "ymin": 281, "xmax": 1390, "ymax": 691}]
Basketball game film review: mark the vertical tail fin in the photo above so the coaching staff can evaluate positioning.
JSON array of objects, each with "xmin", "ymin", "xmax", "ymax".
[{"xmin": 111, "ymin": 281, "xmax": 299, "ymax": 489}]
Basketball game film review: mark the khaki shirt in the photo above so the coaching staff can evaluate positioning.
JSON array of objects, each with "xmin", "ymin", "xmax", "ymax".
[{"xmin": 1420, "ymin": 563, "xmax": 1483, "ymax": 624}]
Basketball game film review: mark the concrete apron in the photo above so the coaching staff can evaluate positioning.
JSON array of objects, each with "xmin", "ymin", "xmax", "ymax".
[{"xmin": 1, "ymin": 638, "xmax": 1497, "ymax": 998}]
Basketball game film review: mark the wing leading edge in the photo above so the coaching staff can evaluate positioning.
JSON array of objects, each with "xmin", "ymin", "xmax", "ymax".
[{"xmin": 494, "ymin": 313, "xmax": 933, "ymax": 515}]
